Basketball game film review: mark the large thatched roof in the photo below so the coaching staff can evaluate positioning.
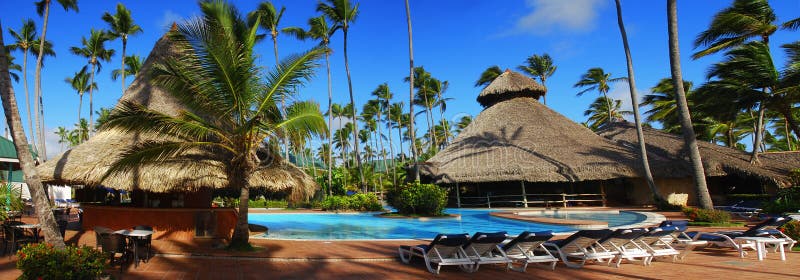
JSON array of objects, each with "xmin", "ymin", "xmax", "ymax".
[
  {"xmin": 598, "ymin": 121, "xmax": 799, "ymax": 187},
  {"xmin": 37, "ymin": 32, "xmax": 318, "ymax": 200},
  {"xmin": 420, "ymin": 92, "xmax": 684, "ymax": 183},
  {"xmin": 477, "ymin": 70, "xmax": 547, "ymax": 107}
]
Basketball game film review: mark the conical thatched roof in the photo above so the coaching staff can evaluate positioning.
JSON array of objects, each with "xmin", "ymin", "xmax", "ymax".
[
  {"xmin": 420, "ymin": 95, "xmax": 682, "ymax": 184},
  {"xmin": 598, "ymin": 121, "xmax": 799, "ymax": 187},
  {"xmin": 477, "ymin": 70, "xmax": 547, "ymax": 107},
  {"xmin": 37, "ymin": 32, "xmax": 318, "ymax": 200}
]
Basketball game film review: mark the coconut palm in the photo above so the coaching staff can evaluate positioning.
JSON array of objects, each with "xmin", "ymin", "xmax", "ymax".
[
  {"xmin": 517, "ymin": 54, "xmax": 556, "ymax": 104},
  {"xmin": 404, "ymin": 0, "xmax": 419, "ymax": 180},
  {"xmin": 642, "ymin": 78, "xmax": 694, "ymax": 132},
  {"xmin": 317, "ymin": 0, "xmax": 365, "ymax": 190},
  {"xmin": 69, "ymin": 118, "xmax": 89, "ymax": 144},
  {"xmin": 693, "ymin": 0, "xmax": 781, "ymax": 59},
  {"xmin": 389, "ymin": 102, "xmax": 406, "ymax": 162},
  {"xmin": 454, "ymin": 115, "xmax": 472, "ymax": 134},
  {"xmin": 475, "ymin": 65, "xmax": 502, "ymax": 88},
  {"xmin": 70, "ymin": 28, "xmax": 115, "ymax": 132},
  {"xmin": 102, "ymin": 2, "xmax": 142, "ymax": 95},
  {"xmin": 583, "ymin": 97, "xmax": 631, "ymax": 131},
  {"xmin": 574, "ymin": 68, "xmax": 626, "ymax": 126},
  {"xmin": 668, "ymin": 0, "xmax": 717, "ymax": 209},
  {"xmin": 614, "ymin": 0, "xmax": 662, "ymax": 204},
  {"xmin": 7, "ymin": 19, "xmax": 39, "ymax": 146},
  {"xmin": 102, "ymin": 1, "xmax": 326, "ymax": 247},
  {"xmin": 34, "ymin": 0, "xmax": 79, "ymax": 162},
  {"xmin": 55, "ymin": 126, "xmax": 68, "ymax": 151},
  {"xmin": 65, "ymin": 67, "xmax": 96, "ymax": 123},
  {"xmin": 370, "ymin": 83, "xmax": 395, "ymax": 186},
  {"xmin": 0, "ymin": 21, "xmax": 65, "ymax": 248},
  {"xmin": 405, "ymin": 67, "xmax": 439, "ymax": 152},
  {"xmin": 111, "ymin": 54, "xmax": 143, "ymax": 82},
  {"xmin": 5, "ymin": 53, "xmax": 22, "ymax": 82},
  {"xmin": 283, "ymin": 15, "xmax": 340, "ymax": 194}
]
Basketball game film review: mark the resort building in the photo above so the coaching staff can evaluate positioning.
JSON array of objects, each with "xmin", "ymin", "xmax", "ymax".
[
  {"xmin": 35, "ymin": 31, "xmax": 318, "ymax": 241},
  {"xmin": 418, "ymin": 70, "xmax": 799, "ymax": 208}
]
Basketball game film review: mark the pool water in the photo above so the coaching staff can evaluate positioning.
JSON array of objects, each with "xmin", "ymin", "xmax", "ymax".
[
  {"xmin": 526, "ymin": 211, "xmax": 646, "ymax": 227},
  {"xmin": 249, "ymin": 209, "xmax": 647, "ymax": 240}
]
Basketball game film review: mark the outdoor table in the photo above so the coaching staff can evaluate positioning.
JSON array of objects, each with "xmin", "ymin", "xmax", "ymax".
[
  {"xmin": 734, "ymin": 237, "xmax": 789, "ymax": 261},
  {"xmin": 12, "ymin": 223, "xmax": 40, "ymax": 243},
  {"xmin": 114, "ymin": 229, "xmax": 154, "ymax": 268}
]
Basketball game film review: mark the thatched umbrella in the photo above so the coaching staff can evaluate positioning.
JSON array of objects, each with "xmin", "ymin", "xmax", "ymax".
[
  {"xmin": 37, "ymin": 31, "xmax": 318, "ymax": 201},
  {"xmin": 599, "ymin": 121, "xmax": 799, "ymax": 188},
  {"xmin": 420, "ymin": 70, "xmax": 679, "ymax": 184}
]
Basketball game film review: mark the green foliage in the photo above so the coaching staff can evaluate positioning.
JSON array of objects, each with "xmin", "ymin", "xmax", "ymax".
[
  {"xmin": 682, "ymin": 207, "xmax": 732, "ymax": 223},
  {"xmin": 762, "ymin": 187, "xmax": 800, "ymax": 214},
  {"xmin": 789, "ymin": 169, "xmax": 800, "ymax": 186},
  {"xmin": 320, "ymin": 193, "xmax": 382, "ymax": 211},
  {"xmin": 16, "ymin": 243, "xmax": 107, "ymax": 280},
  {"xmin": 247, "ymin": 198, "xmax": 288, "ymax": 209},
  {"xmin": 0, "ymin": 184, "xmax": 23, "ymax": 220},
  {"xmin": 726, "ymin": 194, "xmax": 772, "ymax": 201},
  {"xmin": 388, "ymin": 182, "xmax": 448, "ymax": 216},
  {"xmin": 779, "ymin": 220, "xmax": 800, "ymax": 248}
]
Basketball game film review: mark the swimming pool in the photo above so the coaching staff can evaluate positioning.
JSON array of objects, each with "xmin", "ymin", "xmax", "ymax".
[{"xmin": 249, "ymin": 209, "xmax": 650, "ymax": 240}]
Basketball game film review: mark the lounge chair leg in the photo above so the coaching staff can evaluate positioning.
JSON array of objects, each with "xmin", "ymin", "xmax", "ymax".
[
  {"xmin": 398, "ymin": 248, "xmax": 412, "ymax": 264},
  {"xmin": 549, "ymin": 261, "xmax": 557, "ymax": 270}
]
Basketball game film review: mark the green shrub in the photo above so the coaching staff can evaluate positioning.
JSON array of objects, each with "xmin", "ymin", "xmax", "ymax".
[
  {"xmin": 682, "ymin": 207, "xmax": 732, "ymax": 224},
  {"xmin": 16, "ymin": 243, "xmax": 107, "ymax": 280},
  {"xmin": 762, "ymin": 187, "xmax": 800, "ymax": 214},
  {"xmin": 388, "ymin": 182, "xmax": 448, "ymax": 216},
  {"xmin": 320, "ymin": 194, "xmax": 383, "ymax": 211},
  {"xmin": 780, "ymin": 220, "xmax": 800, "ymax": 248}
]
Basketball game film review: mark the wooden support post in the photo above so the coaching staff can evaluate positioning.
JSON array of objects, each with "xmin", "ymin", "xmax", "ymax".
[
  {"xmin": 455, "ymin": 183, "xmax": 461, "ymax": 208},
  {"xmin": 521, "ymin": 181, "xmax": 528, "ymax": 208},
  {"xmin": 601, "ymin": 183, "xmax": 607, "ymax": 207},
  {"xmin": 487, "ymin": 193, "xmax": 491, "ymax": 208},
  {"xmin": 562, "ymin": 193, "xmax": 567, "ymax": 208}
]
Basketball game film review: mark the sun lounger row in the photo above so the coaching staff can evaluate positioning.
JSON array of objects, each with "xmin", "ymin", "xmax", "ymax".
[{"xmin": 398, "ymin": 215, "xmax": 797, "ymax": 275}]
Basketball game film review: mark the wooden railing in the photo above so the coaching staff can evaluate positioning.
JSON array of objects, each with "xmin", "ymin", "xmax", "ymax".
[{"xmin": 456, "ymin": 193, "xmax": 605, "ymax": 208}]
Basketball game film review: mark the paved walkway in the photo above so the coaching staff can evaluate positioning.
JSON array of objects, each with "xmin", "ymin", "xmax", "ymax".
[{"xmin": 1, "ymin": 212, "xmax": 798, "ymax": 279}]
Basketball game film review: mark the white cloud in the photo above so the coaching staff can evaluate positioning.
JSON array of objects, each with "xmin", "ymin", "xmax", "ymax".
[
  {"xmin": 158, "ymin": 10, "xmax": 184, "ymax": 30},
  {"xmin": 329, "ymin": 116, "xmax": 355, "ymax": 131},
  {"xmin": 607, "ymin": 82, "xmax": 649, "ymax": 122},
  {"xmin": 513, "ymin": 0, "xmax": 607, "ymax": 35},
  {"xmin": 44, "ymin": 126, "xmax": 66, "ymax": 159}
]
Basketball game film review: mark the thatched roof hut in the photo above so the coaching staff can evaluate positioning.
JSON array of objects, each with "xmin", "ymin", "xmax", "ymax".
[
  {"xmin": 420, "ymin": 70, "xmax": 676, "ymax": 184},
  {"xmin": 598, "ymin": 121, "xmax": 799, "ymax": 187},
  {"xmin": 37, "ymin": 31, "xmax": 318, "ymax": 201}
]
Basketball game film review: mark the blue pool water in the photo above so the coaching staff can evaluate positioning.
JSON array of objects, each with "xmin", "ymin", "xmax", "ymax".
[{"xmin": 249, "ymin": 209, "xmax": 647, "ymax": 240}]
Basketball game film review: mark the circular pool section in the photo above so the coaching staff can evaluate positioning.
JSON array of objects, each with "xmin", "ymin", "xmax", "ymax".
[{"xmin": 249, "ymin": 209, "xmax": 649, "ymax": 240}]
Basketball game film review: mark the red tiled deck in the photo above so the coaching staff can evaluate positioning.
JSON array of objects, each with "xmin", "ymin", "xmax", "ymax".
[{"xmin": 1, "ymin": 211, "xmax": 798, "ymax": 279}]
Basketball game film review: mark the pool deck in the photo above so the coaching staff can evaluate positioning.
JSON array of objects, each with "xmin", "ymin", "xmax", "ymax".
[{"xmin": 1, "ymin": 210, "xmax": 798, "ymax": 279}]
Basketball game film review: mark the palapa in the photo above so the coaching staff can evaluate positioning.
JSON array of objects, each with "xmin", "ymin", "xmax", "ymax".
[
  {"xmin": 599, "ymin": 121, "xmax": 799, "ymax": 187},
  {"xmin": 36, "ymin": 31, "xmax": 318, "ymax": 201},
  {"xmin": 420, "ymin": 70, "xmax": 680, "ymax": 184}
]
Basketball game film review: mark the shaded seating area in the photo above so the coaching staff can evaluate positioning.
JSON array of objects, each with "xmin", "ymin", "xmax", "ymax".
[
  {"xmin": 93, "ymin": 225, "xmax": 155, "ymax": 268},
  {"xmin": 2, "ymin": 221, "xmax": 39, "ymax": 255}
]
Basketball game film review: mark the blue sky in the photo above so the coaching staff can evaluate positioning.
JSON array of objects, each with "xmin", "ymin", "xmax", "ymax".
[{"xmin": 1, "ymin": 0, "xmax": 799, "ymax": 158}]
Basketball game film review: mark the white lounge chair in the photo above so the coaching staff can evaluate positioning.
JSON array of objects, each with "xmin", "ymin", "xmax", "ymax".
[
  {"xmin": 398, "ymin": 233, "xmax": 474, "ymax": 274},
  {"xmin": 637, "ymin": 227, "xmax": 680, "ymax": 264},
  {"xmin": 501, "ymin": 231, "xmax": 558, "ymax": 272},
  {"xmin": 687, "ymin": 216, "xmax": 794, "ymax": 256},
  {"xmin": 461, "ymin": 231, "xmax": 511, "ymax": 272},
  {"xmin": 597, "ymin": 228, "xmax": 651, "ymax": 267},
  {"xmin": 543, "ymin": 229, "xmax": 614, "ymax": 268}
]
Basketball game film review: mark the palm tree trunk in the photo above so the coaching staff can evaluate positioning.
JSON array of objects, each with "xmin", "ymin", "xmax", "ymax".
[
  {"xmin": 77, "ymin": 93, "xmax": 83, "ymax": 124},
  {"xmin": 34, "ymin": 2, "xmax": 51, "ymax": 161},
  {"xmin": 376, "ymin": 112, "xmax": 389, "ymax": 178},
  {"xmin": 0, "ymin": 24, "xmax": 65, "ymax": 249},
  {"xmin": 342, "ymin": 28, "xmax": 365, "ymax": 192},
  {"xmin": 422, "ymin": 88, "xmax": 436, "ymax": 151},
  {"xmin": 750, "ymin": 102, "xmax": 765, "ymax": 164},
  {"xmin": 396, "ymin": 121, "xmax": 405, "ymax": 162},
  {"xmin": 232, "ymin": 184, "xmax": 250, "ymax": 246},
  {"xmin": 601, "ymin": 91, "xmax": 614, "ymax": 125},
  {"xmin": 38, "ymin": 94, "xmax": 46, "ymax": 160},
  {"xmin": 615, "ymin": 0, "xmax": 663, "ymax": 203},
  {"xmin": 121, "ymin": 37, "xmax": 127, "ymax": 95},
  {"xmin": 385, "ymin": 109, "xmax": 397, "ymax": 187},
  {"xmin": 89, "ymin": 63, "xmax": 96, "ymax": 133},
  {"xmin": 667, "ymin": 0, "xmax": 713, "ymax": 209},
  {"xmin": 405, "ymin": 0, "xmax": 419, "ymax": 181},
  {"xmin": 23, "ymin": 50, "xmax": 35, "ymax": 152},
  {"xmin": 779, "ymin": 107, "xmax": 800, "ymax": 142},
  {"xmin": 325, "ymin": 52, "xmax": 333, "ymax": 196}
]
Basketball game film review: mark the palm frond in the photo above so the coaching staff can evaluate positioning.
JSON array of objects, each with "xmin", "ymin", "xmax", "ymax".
[{"xmin": 255, "ymin": 47, "xmax": 324, "ymax": 115}]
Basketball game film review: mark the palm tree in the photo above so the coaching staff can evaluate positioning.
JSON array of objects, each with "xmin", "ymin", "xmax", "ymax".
[
  {"xmin": 65, "ymin": 67, "xmax": 96, "ymax": 123},
  {"xmin": 69, "ymin": 118, "xmax": 89, "ymax": 144},
  {"xmin": 7, "ymin": 19, "xmax": 39, "ymax": 148},
  {"xmin": 692, "ymin": 0, "xmax": 780, "ymax": 59},
  {"xmin": 102, "ymin": 2, "xmax": 142, "ymax": 96},
  {"xmin": 102, "ymin": 2, "xmax": 325, "ymax": 247},
  {"xmin": 0, "ymin": 21, "xmax": 66, "ymax": 249},
  {"xmin": 642, "ymin": 78, "xmax": 694, "ymax": 132},
  {"xmin": 111, "ymin": 54, "xmax": 143, "ymax": 82},
  {"xmin": 517, "ymin": 54, "xmax": 556, "ymax": 104},
  {"xmin": 669, "ymin": 0, "xmax": 714, "ymax": 209},
  {"xmin": 454, "ymin": 115, "xmax": 472, "ymax": 134},
  {"xmin": 475, "ymin": 65, "xmax": 502, "ymax": 88},
  {"xmin": 55, "ymin": 126, "xmax": 68, "ymax": 151},
  {"xmin": 34, "ymin": 0, "xmax": 79, "ymax": 162},
  {"xmin": 574, "ymin": 68, "xmax": 626, "ymax": 126},
  {"xmin": 405, "ymin": 67, "xmax": 438, "ymax": 152},
  {"xmin": 370, "ymin": 83, "xmax": 395, "ymax": 186},
  {"xmin": 283, "ymin": 15, "xmax": 340, "ymax": 195},
  {"xmin": 317, "ymin": 0, "xmax": 365, "ymax": 191},
  {"xmin": 389, "ymin": 102, "xmax": 406, "ymax": 162},
  {"xmin": 5, "ymin": 51, "xmax": 22, "ymax": 83},
  {"xmin": 70, "ymin": 28, "xmax": 115, "ymax": 132},
  {"xmin": 614, "ymin": 0, "xmax": 661, "ymax": 204},
  {"xmin": 583, "ymin": 97, "xmax": 631, "ymax": 131},
  {"xmin": 404, "ymin": 0, "xmax": 418, "ymax": 180}
]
